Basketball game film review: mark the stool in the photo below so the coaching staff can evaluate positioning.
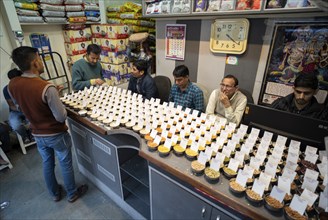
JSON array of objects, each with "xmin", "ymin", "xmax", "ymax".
[
  {"xmin": 16, "ymin": 133, "xmax": 36, "ymax": 154},
  {"xmin": 0, "ymin": 146, "xmax": 13, "ymax": 170}
]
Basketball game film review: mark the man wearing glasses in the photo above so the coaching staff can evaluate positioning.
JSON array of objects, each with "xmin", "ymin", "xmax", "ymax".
[
  {"xmin": 72, "ymin": 44, "xmax": 105, "ymax": 91},
  {"xmin": 206, "ymin": 75, "xmax": 247, "ymax": 125}
]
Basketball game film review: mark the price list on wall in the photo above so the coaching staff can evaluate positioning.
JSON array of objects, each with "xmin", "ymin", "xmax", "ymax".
[{"xmin": 165, "ymin": 24, "xmax": 186, "ymax": 61}]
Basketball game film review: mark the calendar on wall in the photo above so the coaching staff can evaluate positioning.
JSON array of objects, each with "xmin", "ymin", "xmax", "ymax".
[{"xmin": 165, "ymin": 24, "xmax": 186, "ymax": 60}]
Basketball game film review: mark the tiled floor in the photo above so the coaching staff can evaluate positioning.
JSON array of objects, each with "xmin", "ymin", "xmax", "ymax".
[{"xmin": 0, "ymin": 144, "xmax": 132, "ymax": 220}]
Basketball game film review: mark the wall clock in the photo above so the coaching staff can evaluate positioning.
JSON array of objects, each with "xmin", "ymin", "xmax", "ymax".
[{"xmin": 210, "ymin": 18, "xmax": 250, "ymax": 54}]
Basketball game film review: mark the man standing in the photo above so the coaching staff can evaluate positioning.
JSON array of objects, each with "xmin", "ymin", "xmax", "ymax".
[
  {"xmin": 271, "ymin": 73, "xmax": 324, "ymax": 119},
  {"xmin": 72, "ymin": 44, "xmax": 104, "ymax": 91},
  {"xmin": 206, "ymin": 75, "xmax": 247, "ymax": 125},
  {"xmin": 9, "ymin": 46, "xmax": 88, "ymax": 203},
  {"xmin": 169, "ymin": 65, "xmax": 204, "ymax": 113}
]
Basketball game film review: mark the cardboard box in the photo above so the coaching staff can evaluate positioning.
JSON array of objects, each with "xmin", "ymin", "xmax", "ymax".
[
  {"xmin": 63, "ymin": 28, "xmax": 92, "ymax": 43},
  {"xmin": 65, "ymin": 41, "xmax": 91, "ymax": 55},
  {"xmin": 100, "ymin": 38, "xmax": 128, "ymax": 52},
  {"xmin": 100, "ymin": 50, "xmax": 129, "ymax": 64}
]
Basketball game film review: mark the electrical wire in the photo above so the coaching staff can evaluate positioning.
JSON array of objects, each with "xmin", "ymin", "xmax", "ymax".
[{"xmin": 0, "ymin": 46, "xmax": 11, "ymax": 57}]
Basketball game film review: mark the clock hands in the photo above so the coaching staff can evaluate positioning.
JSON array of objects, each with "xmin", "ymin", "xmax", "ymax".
[{"xmin": 226, "ymin": 34, "xmax": 240, "ymax": 45}]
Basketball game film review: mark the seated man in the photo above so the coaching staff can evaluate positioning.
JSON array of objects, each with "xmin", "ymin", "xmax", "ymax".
[
  {"xmin": 128, "ymin": 60, "xmax": 159, "ymax": 100},
  {"xmin": 206, "ymin": 75, "xmax": 247, "ymax": 125},
  {"xmin": 72, "ymin": 44, "xmax": 105, "ymax": 91},
  {"xmin": 169, "ymin": 65, "xmax": 204, "ymax": 113},
  {"xmin": 271, "ymin": 73, "xmax": 324, "ymax": 119},
  {"xmin": 3, "ymin": 68, "xmax": 32, "ymax": 144}
]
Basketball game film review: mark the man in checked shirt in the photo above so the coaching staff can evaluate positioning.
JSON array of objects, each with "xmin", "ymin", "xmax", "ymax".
[{"xmin": 169, "ymin": 65, "xmax": 204, "ymax": 113}]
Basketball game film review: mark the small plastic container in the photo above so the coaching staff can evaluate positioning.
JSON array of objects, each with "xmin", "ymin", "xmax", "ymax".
[
  {"xmin": 264, "ymin": 195, "xmax": 284, "ymax": 216},
  {"xmin": 158, "ymin": 145, "xmax": 170, "ymax": 157},
  {"xmin": 204, "ymin": 167, "xmax": 220, "ymax": 184},
  {"xmin": 109, "ymin": 121, "xmax": 120, "ymax": 129},
  {"xmin": 147, "ymin": 141, "xmax": 158, "ymax": 152},
  {"xmin": 229, "ymin": 178, "xmax": 246, "ymax": 197},
  {"xmin": 185, "ymin": 148, "xmax": 198, "ymax": 161},
  {"xmin": 125, "ymin": 121, "xmax": 135, "ymax": 130},
  {"xmin": 144, "ymin": 134, "xmax": 154, "ymax": 142},
  {"xmin": 284, "ymin": 206, "xmax": 307, "ymax": 220},
  {"xmin": 140, "ymin": 129, "xmax": 150, "ymax": 137},
  {"xmin": 132, "ymin": 125, "xmax": 143, "ymax": 133},
  {"xmin": 191, "ymin": 161, "xmax": 205, "ymax": 176},
  {"xmin": 222, "ymin": 167, "xmax": 237, "ymax": 179},
  {"xmin": 245, "ymin": 189, "xmax": 263, "ymax": 207},
  {"xmin": 173, "ymin": 145, "xmax": 185, "ymax": 157}
]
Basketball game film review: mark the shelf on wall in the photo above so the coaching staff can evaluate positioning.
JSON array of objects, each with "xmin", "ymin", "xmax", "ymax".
[
  {"xmin": 142, "ymin": 0, "xmax": 326, "ymax": 19},
  {"xmin": 20, "ymin": 22, "xmax": 101, "ymax": 26}
]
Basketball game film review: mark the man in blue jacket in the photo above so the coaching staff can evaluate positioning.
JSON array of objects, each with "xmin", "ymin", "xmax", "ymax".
[{"xmin": 128, "ymin": 60, "xmax": 159, "ymax": 100}]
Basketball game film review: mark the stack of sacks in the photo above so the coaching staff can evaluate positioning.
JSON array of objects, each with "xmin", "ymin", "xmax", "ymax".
[
  {"xmin": 64, "ymin": 0, "xmax": 86, "ymax": 23},
  {"xmin": 63, "ymin": 24, "xmax": 92, "ymax": 66},
  {"xmin": 107, "ymin": 1, "xmax": 156, "ymax": 34},
  {"xmin": 15, "ymin": 0, "xmax": 43, "ymax": 23},
  {"xmin": 39, "ymin": 0, "xmax": 66, "ymax": 23},
  {"xmin": 90, "ymin": 24, "xmax": 131, "ymax": 86},
  {"xmin": 84, "ymin": 2, "xmax": 100, "ymax": 23},
  {"xmin": 90, "ymin": 24, "xmax": 106, "ymax": 46}
]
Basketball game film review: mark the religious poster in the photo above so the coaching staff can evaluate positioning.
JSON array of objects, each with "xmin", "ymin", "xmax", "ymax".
[
  {"xmin": 165, "ymin": 24, "xmax": 186, "ymax": 60},
  {"xmin": 259, "ymin": 22, "xmax": 328, "ymax": 105}
]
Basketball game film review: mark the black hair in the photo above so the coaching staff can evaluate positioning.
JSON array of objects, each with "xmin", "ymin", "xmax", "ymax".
[
  {"xmin": 7, "ymin": 68, "xmax": 23, "ymax": 79},
  {"xmin": 133, "ymin": 60, "xmax": 148, "ymax": 74},
  {"xmin": 224, "ymin": 74, "xmax": 239, "ymax": 87},
  {"xmin": 294, "ymin": 72, "xmax": 318, "ymax": 90},
  {"xmin": 87, "ymin": 44, "xmax": 101, "ymax": 55},
  {"xmin": 11, "ymin": 46, "xmax": 38, "ymax": 72},
  {"xmin": 173, "ymin": 65, "xmax": 189, "ymax": 78}
]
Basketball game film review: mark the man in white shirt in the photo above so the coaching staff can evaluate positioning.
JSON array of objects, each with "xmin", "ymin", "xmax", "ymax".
[{"xmin": 206, "ymin": 75, "xmax": 247, "ymax": 125}]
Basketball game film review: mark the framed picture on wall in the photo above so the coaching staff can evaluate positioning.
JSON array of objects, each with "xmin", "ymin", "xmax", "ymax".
[{"xmin": 259, "ymin": 22, "xmax": 328, "ymax": 105}]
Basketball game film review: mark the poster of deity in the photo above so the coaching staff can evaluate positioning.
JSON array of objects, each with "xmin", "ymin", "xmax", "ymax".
[{"xmin": 260, "ymin": 22, "xmax": 328, "ymax": 105}]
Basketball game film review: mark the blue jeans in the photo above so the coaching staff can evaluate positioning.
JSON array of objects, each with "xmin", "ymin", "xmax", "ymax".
[
  {"xmin": 9, "ymin": 111, "xmax": 29, "ymax": 139},
  {"xmin": 35, "ymin": 132, "xmax": 77, "ymax": 199}
]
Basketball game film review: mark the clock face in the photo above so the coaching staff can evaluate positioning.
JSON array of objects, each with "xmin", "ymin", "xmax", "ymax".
[{"xmin": 210, "ymin": 19, "xmax": 250, "ymax": 54}]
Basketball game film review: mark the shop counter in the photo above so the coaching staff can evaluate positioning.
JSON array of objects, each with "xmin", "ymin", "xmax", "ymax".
[{"xmin": 67, "ymin": 108, "xmax": 285, "ymax": 220}]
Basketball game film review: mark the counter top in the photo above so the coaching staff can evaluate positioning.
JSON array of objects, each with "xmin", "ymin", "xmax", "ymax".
[{"xmin": 67, "ymin": 108, "xmax": 283, "ymax": 220}]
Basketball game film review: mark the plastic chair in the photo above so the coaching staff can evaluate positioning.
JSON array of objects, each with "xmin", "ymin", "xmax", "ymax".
[
  {"xmin": 0, "ymin": 146, "xmax": 13, "ymax": 169},
  {"xmin": 16, "ymin": 133, "xmax": 36, "ymax": 155},
  {"xmin": 154, "ymin": 75, "xmax": 172, "ymax": 103},
  {"xmin": 194, "ymin": 83, "xmax": 209, "ymax": 109}
]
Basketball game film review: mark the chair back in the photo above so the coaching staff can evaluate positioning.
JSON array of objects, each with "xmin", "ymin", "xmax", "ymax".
[
  {"xmin": 154, "ymin": 75, "xmax": 172, "ymax": 103},
  {"xmin": 238, "ymin": 88, "xmax": 254, "ymax": 104},
  {"xmin": 194, "ymin": 83, "xmax": 209, "ymax": 110}
]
